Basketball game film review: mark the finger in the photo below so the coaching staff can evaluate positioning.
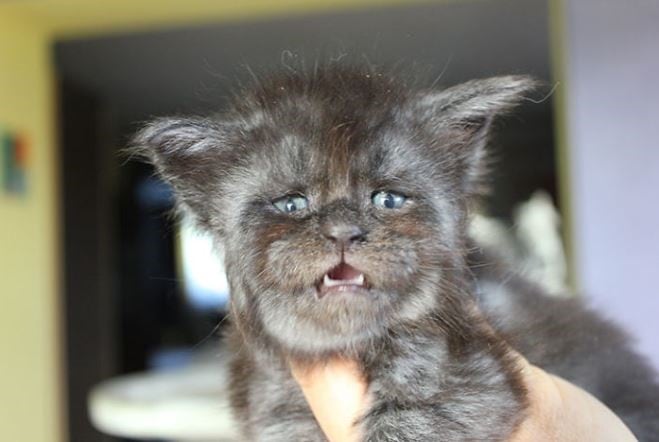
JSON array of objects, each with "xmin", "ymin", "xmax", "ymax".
[
  {"xmin": 510, "ymin": 357, "xmax": 637, "ymax": 442},
  {"xmin": 291, "ymin": 358, "xmax": 368, "ymax": 442}
]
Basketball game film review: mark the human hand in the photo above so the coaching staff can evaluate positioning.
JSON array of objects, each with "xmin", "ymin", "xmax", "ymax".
[
  {"xmin": 510, "ymin": 354, "xmax": 637, "ymax": 441},
  {"xmin": 290, "ymin": 355, "xmax": 637, "ymax": 442}
]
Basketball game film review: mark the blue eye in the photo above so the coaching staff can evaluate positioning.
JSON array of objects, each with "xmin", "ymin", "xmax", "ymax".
[
  {"xmin": 273, "ymin": 194, "xmax": 309, "ymax": 214},
  {"xmin": 372, "ymin": 191, "xmax": 407, "ymax": 209}
]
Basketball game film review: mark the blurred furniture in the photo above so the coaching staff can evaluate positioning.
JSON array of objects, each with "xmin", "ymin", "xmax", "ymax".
[{"xmin": 89, "ymin": 346, "xmax": 239, "ymax": 441}]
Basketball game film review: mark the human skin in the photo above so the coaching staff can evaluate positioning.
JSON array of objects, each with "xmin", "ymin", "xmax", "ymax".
[{"xmin": 290, "ymin": 355, "xmax": 638, "ymax": 442}]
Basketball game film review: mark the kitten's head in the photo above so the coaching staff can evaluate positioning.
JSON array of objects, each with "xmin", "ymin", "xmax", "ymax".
[{"xmin": 134, "ymin": 66, "xmax": 535, "ymax": 356}]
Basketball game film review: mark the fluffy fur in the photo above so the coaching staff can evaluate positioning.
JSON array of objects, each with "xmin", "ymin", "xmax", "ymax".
[{"xmin": 134, "ymin": 65, "xmax": 659, "ymax": 441}]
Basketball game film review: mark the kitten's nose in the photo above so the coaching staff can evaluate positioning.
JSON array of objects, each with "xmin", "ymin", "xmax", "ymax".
[{"xmin": 322, "ymin": 223, "xmax": 367, "ymax": 248}]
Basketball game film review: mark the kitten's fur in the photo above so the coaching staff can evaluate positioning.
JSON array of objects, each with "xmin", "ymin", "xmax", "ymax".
[{"xmin": 134, "ymin": 65, "xmax": 659, "ymax": 441}]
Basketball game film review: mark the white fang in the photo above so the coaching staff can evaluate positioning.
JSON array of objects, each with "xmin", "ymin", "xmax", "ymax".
[{"xmin": 323, "ymin": 273, "xmax": 365, "ymax": 287}]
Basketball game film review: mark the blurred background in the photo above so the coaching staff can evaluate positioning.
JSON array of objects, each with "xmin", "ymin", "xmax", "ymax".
[{"xmin": 1, "ymin": 0, "xmax": 657, "ymax": 441}]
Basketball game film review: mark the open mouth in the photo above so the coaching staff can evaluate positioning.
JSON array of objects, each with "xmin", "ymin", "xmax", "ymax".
[{"xmin": 317, "ymin": 262, "xmax": 368, "ymax": 298}]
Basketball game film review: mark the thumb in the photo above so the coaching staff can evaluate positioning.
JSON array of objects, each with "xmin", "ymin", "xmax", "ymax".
[
  {"xmin": 290, "ymin": 358, "xmax": 368, "ymax": 442},
  {"xmin": 510, "ymin": 353, "xmax": 637, "ymax": 441}
]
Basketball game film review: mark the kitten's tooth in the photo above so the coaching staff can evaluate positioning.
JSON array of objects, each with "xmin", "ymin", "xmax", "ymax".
[
  {"xmin": 323, "ymin": 274, "xmax": 333, "ymax": 286},
  {"xmin": 324, "ymin": 274, "xmax": 342, "ymax": 287},
  {"xmin": 323, "ymin": 271, "xmax": 366, "ymax": 288}
]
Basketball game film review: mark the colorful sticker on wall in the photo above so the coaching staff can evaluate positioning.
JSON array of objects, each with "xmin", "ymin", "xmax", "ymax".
[{"xmin": 1, "ymin": 127, "xmax": 29, "ymax": 196}]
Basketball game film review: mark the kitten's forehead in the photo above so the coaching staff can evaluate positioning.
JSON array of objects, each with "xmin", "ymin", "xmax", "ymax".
[
  {"xmin": 228, "ymin": 69, "xmax": 446, "ymax": 199},
  {"xmin": 245, "ymin": 99, "xmax": 420, "ymax": 199}
]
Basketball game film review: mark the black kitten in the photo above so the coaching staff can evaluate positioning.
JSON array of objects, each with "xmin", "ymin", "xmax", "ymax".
[{"xmin": 134, "ymin": 65, "xmax": 659, "ymax": 441}]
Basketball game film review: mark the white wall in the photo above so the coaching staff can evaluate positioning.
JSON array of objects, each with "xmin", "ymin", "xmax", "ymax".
[{"xmin": 564, "ymin": 0, "xmax": 659, "ymax": 368}]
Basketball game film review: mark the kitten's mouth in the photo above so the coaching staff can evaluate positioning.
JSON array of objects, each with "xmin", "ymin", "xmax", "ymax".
[{"xmin": 317, "ymin": 262, "xmax": 368, "ymax": 298}]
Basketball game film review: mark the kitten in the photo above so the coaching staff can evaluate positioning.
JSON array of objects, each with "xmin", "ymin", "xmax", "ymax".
[{"xmin": 134, "ymin": 65, "xmax": 659, "ymax": 441}]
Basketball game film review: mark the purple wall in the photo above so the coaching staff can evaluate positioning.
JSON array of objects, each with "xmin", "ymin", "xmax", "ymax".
[{"xmin": 564, "ymin": 0, "xmax": 659, "ymax": 368}]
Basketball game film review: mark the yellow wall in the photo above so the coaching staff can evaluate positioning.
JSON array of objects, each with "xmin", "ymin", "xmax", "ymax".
[
  {"xmin": 1, "ymin": 0, "xmax": 415, "ymax": 39},
  {"xmin": 0, "ymin": 12, "xmax": 64, "ymax": 442},
  {"xmin": 0, "ymin": 1, "xmax": 416, "ymax": 441}
]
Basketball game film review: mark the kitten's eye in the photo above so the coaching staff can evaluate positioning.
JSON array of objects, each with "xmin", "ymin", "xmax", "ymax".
[
  {"xmin": 372, "ymin": 191, "xmax": 407, "ymax": 209},
  {"xmin": 273, "ymin": 194, "xmax": 309, "ymax": 214}
]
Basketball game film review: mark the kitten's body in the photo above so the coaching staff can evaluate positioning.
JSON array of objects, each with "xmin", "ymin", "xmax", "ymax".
[{"xmin": 136, "ymin": 65, "xmax": 659, "ymax": 441}]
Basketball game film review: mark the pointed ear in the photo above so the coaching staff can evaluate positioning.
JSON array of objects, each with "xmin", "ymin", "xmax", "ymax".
[
  {"xmin": 414, "ymin": 75, "xmax": 538, "ymax": 194},
  {"xmin": 130, "ymin": 116, "xmax": 233, "ymax": 230}
]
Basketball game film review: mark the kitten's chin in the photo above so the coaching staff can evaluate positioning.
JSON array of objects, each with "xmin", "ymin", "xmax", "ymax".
[
  {"xmin": 265, "ymin": 314, "xmax": 389, "ymax": 356},
  {"xmin": 258, "ymin": 287, "xmax": 393, "ymax": 355}
]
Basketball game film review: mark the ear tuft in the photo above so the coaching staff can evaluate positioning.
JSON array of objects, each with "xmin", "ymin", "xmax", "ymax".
[
  {"xmin": 414, "ymin": 75, "xmax": 539, "ymax": 195},
  {"xmin": 130, "ymin": 116, "xmax": 230, "ymax": 230},
  {"xmin": 419, "ymin": 75, "xmax": 538, "ymax": 125},
  {"xmin": 131, "ymin": 117, "xmax": 224, "ymax": 168}
]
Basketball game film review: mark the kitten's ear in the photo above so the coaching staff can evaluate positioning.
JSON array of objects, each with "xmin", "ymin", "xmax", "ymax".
[
  {"xmin": 415, "ymin": 75, "xmax": 537, "ymax": 194},
  {"xmin": 131, "ymin": 116, "xmax": 232, "ymax": 229}
]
